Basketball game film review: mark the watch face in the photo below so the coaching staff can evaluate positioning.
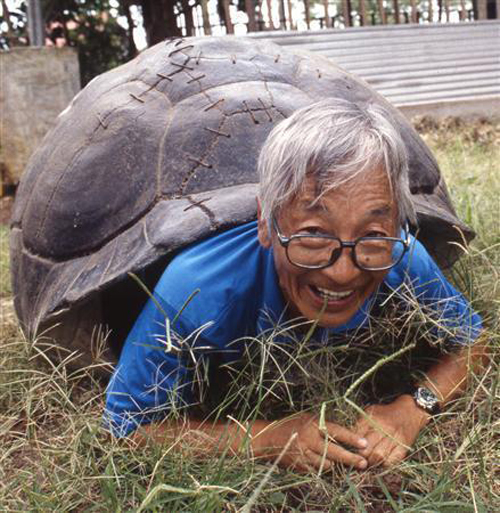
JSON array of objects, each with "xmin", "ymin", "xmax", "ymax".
[{"xmin": 415, "ymin": 387, "xmax": 439, "ymax": 413}]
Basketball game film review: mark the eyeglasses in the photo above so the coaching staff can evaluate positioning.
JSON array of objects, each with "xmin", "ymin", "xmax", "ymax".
[{"xmin": 272, "ymin": 216, "xmax": 410, "ymax": 271}]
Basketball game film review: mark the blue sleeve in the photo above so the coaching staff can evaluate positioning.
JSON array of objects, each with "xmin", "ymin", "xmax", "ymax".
[
  {"xmin": 386, "ymin": 236, "xmax": 482, "ymax": 347},
  {"xmin": 103, "ymin": 292, "xmax": 200, "ymax": 437},
  {"xmin": 103, "ymin": 222, "xmax": 277, "ymax": 437},
  {"xmin": 103, "ymin": 244, "xmax": 253, "ymax": 437}
]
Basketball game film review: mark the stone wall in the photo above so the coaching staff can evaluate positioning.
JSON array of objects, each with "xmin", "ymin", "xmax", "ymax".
[{"xmin": 0, "ymin": 47, "xmax": 80, "ymax": 192}]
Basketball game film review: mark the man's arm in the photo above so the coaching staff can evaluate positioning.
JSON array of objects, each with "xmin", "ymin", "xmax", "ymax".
[
  {"xmin": 125, "ymin": 338, "xmax": 486, "ymax": 471},
  {"xmin": 355, "ymin": 336, "xmax": 488, "ymax": 467},
  {"xmin": 131, "ymin": 413, "xmax": 370, "ymax": 472}
]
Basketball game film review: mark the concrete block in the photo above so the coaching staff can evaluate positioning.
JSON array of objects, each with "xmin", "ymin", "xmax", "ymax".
[{"xmin": 0, "ymin": 47, "xmax": 80, "ymax": 190}]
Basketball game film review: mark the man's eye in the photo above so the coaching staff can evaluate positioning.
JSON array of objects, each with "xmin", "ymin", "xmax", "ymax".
[
  {"xmin": 365, "ymin": 230, "xmax": 387, "ymax": 238},
  {"xmin": 298, "ymin": 227, "xmax": 323, "ymax": 235}
]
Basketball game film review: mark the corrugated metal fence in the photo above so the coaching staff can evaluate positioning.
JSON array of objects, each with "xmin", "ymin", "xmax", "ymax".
[{"xmin": 250, "ymin": 20, "xmax": 500, "ymax": 118}]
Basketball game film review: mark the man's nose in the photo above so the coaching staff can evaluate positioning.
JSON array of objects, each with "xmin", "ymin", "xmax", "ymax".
[{"xmin": 321, "ymin": 247, "xmax": 361, "ymax": 284}]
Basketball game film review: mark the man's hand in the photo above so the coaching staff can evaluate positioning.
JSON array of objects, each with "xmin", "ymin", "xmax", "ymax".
[
  {"xmin": 355, "ymin": 395, "xmax": 430, "ymax": 468},
  {"xmin": 257, "ymin": 413, "xmax": 369, "ymax": 472}
]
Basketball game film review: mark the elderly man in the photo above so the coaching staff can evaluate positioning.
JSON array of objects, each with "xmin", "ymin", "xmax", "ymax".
[{"xmin": 105, "ymin": 98, "xmax": 484, "ymax": 471}]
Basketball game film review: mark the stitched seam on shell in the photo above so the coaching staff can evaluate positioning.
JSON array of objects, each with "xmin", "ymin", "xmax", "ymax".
[
  {"xmin": 155, "ymin": 100, "xmax": 176, "ymax": 197},
  {"xmin": 177, "ymin": 68, "xmax": 227, "ymax": 198},
  {"xmin": 185, "ymin": 195, "xmax": 216, "ymax": 225},
  {"xmin": 248, "ymin": 59, "xmax": 275, "ymax": 107},
  {"xmin": 179, "ymin": 112, "xmax": 227, "ymax": 198},
  {"xmin": 30, "ymin": 85, "xmax": 146, "ymax": 243}
]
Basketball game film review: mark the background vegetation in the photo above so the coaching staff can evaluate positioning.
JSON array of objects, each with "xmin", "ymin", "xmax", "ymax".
[
  {"xmin": 0, "ymin": 119, "xmax": 498, "ymax": 511},
  {"xmin": 1, "ymin": 0, "xmax": 490, "ymax": 85}
]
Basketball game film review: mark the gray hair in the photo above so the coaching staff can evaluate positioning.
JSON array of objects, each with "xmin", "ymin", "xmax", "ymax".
[{"xmin": 258, "ymin": 98, "xmax": 416, "ymax": 228}]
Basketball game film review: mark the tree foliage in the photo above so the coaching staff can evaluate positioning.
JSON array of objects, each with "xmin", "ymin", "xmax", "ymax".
[
  {"xmin": 0, "ymin": 0, "xmax": 28, "ymax": 48},
  {"xmin": 1, "ymin": 0, "xmax": 137, "ymax": 85},
  {"xmin": 49, "ymin": 1, "xmax": 136, "ymax": 85}
]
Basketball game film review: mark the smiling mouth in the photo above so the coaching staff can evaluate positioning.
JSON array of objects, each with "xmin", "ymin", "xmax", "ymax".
[{"xmin": 311, "ymin": 285, "xmax": 356, "ymax": 303}]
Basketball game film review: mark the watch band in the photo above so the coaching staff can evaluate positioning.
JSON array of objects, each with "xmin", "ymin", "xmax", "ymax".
[{"xmin": 412, "ymin": 386, "xmax": 441, "ymax": 415}]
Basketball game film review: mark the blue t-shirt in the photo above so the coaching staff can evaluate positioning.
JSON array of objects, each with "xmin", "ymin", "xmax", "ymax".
[{"xmin": 104, "ymin": 221, "xmax": 482, "ymax": 437}]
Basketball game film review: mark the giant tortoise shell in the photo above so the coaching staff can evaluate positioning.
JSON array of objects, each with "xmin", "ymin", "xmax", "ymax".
[{"xmin": 10, "ymin": 36, "xmax": 474, "ymax": 369}]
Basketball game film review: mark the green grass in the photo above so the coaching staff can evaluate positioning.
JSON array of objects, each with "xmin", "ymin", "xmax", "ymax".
[
  {"xmin": 0, "ymin": 120, "xmax": 499, "ymax": 512},
  {"xmin": 0, "ymin": 225, "xmax": 11, "ymax": 298}
]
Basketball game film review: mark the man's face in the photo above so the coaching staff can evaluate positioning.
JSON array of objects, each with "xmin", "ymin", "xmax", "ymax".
[{"xmin": 258, "ymin": 166, "xmax": 398, "ymax": 328}]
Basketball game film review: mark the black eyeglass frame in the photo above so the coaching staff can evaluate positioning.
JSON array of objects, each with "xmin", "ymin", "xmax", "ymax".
[{"xmin": 271, "ymin": 215, "xmax": 411, "ymax": 272}]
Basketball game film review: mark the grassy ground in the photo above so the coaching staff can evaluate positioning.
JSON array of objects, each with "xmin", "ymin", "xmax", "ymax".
[{"xmin": 0, "ymin": 120, "xmax": 498, "ymax": 512}]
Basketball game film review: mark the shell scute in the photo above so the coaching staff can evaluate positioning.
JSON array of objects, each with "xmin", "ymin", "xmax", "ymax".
[{"xmin": 22, "ymin": 83, "xmax": 171, "ymax": 260}]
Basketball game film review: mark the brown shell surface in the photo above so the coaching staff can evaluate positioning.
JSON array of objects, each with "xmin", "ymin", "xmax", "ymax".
[{"xmin": 10, "ymin": 36, "xmax": 473, "ymax": 340}]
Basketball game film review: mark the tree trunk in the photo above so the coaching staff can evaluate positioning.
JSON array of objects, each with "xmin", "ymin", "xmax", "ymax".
[
  {"xmin": 428, "ymin": 0, "xmax": 433, "ymax": 22},
  {"xmin": 266, "ymin": 0, "xmax": 276, "ymax": 29},
  {"xmin": 444, "ymin": 0, "xmax": 450, "ymax": 21},
  {"xmin": 245, "ymin": 0, "xmax": 257, "ymax": 31},
  {"xmin": 359, "ymin": 0, "xmax": 367, "ymax": 25},
  {"xmin": 139, "ymin": 0, "xmax": 181, "ymax": 45},
  {"xmin": 393, "ymin": 0, "xmax": 400, "ymax": 23},
  {"xmin": 279, "ymin": 0, "xmax": 286, "ymax": 29},
  {"xmin": 256, "ymin": 0, "xmax": 265, "ymax": 30},
  {"xmin": 287, "ymin": 0, "xmax": 294, "ymax": 29},
  {"xmin": 410, "ymin": 0, "xmax": 417, "ymax": 22},
  {"xmin": 459, "ymin": 0, "xmax": 466, "ymax": 20},
  {"xmin": 221, "ymin": 0, "xmax": 234, "ymax": 33},
  {"xmin": 342, "ymin": 0, "xmax": 350, "ymax": 26},
  {"xmin": 200, "ymin": 0, "xmax": 212, "ymax": 34},
  {"xmin": 180, "ymin": 0, "xmax": 195, "ymax": 36},
  {"xmin": 477, "ymin": 0, "xmax": 487, "ymax": 19},
  {"xmin": 323, "ymin": 0, "xmax": 331, "ymax": 27},
  {"xmin": 304, "ymin": 0, "xmax": 311, "ymax": 29},
  {"xmin": 377, "ymin": 0, "xmax": 386, "ymax": 23},
  {"xmin": 122, "ymin": 0, "xmax": 138, "ymax": 58}
]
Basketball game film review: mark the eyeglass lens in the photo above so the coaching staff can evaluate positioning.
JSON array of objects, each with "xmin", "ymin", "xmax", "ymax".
[{"xmin": 287, "ymin": 237, "xmax": 406, "ymax": 270}]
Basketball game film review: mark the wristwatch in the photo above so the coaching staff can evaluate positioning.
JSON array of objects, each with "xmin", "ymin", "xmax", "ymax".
[{"xmin": 412, "ymin": 386, "xmax": 441, "ymax": 415}]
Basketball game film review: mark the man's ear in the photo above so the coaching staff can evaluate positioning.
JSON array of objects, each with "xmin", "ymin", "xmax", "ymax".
[{"xmin": 257, "ymin": 199, "xmax": 272, "ymax": 248}]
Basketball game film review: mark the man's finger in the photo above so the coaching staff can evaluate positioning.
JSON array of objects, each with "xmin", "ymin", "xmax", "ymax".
[
  {"xmin": 324, "ymin": 422, "xmax": 368, "ymax": 450},
  {"xmin": 384, "ymin": 446, "xmax": 408, "ymax": 467},
  {"xmin": 312, "ymin": 438, "xmax": 367, "ymax": 470},
  {"xmin": 302, "ymin": 448, "xmax": 333, "ymax": 473},
  {"xmin": 358, "ymin": 430, "xmax": 384, "ymax": 459},
  {"xmin": 289, "ymin": 456, "xmax": 316, "ymax": 474},
  {"xmin": 365, "ymin": 436, "xmax": 396, "ymax": 467},
  {"xmin": 354, "ymin": 420, "xmax": 370, "ymax": 439}
]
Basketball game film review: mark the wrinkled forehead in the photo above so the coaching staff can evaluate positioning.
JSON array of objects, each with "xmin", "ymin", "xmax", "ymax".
[{"xmin": 290, "ymin": 165, "xmax": 395, "ymax": 212}]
